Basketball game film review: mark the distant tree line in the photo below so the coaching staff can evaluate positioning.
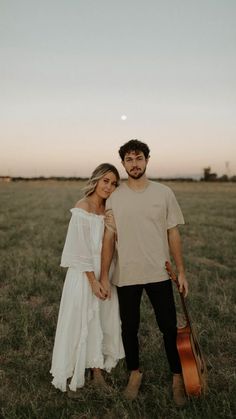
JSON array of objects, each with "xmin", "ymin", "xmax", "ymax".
[
  {"xmin": 2, "ymin": 175, "xmax": 196, "ymax": 182},
  {"xmin": 10, "ymin": 176, "xmax": 89, "ymax": 182},
  {"xmin": 1, "ymin": 171, "xmax": 235, "ymax": 182}
]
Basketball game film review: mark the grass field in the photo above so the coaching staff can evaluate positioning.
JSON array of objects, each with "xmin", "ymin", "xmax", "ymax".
[{"xmin": 0, "ymin": 180, "xmax": 235, "ymax": 419}]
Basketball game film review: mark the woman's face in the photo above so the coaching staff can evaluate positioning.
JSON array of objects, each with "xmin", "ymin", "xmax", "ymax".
[{"xmin": 95, "ymin": 171, "xmax": 118, "ymax": 199}]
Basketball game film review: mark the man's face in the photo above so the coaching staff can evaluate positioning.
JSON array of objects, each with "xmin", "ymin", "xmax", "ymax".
[{"xmin": 122, "ymin": 151, "xmax": 149, "ymax": 179}]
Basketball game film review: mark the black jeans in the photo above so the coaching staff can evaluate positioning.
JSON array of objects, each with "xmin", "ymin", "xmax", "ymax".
[{"xmin": 117, "ymin": 280, "xmax": 182, "ymax": 374}]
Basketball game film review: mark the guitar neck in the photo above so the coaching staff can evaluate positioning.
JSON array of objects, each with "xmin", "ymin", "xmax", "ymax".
[
  {"xmin": 165, "ymin": 261, "xmax": 192, "ymax": 328},
  {"xmin": 178, "ymin": 281, "xmax": 192, "ymax": 328}
]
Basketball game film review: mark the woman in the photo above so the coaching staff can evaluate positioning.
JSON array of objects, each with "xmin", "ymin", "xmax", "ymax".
[{"xmin": 50, "ymin": 163, "xmax": 124, "ymax": 395}]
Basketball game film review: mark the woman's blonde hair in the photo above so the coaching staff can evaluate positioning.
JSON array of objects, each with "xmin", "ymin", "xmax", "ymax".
[{"xmin": 83, "ymin": 163, "xmax": 120, "ymax": 197}]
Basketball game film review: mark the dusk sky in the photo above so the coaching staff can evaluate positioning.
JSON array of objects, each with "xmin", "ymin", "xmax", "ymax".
[{"xmin": 1, "ymin": 0, "xmax": 236, "ymax": 179}]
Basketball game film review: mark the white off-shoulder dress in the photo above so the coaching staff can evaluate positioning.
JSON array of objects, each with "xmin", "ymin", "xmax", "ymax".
[{"xmin": 50, "ymin": 208, "xmax": 124, "ymax": 392}]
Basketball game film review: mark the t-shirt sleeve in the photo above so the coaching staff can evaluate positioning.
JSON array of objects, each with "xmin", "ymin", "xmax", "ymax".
[
  {"xmin": 166, "ymin": 189, "xmax": 185, "ymax": 229},
  {"xmin": 60, "ymin": 210, "xmax": 94, "ymax": 272}
]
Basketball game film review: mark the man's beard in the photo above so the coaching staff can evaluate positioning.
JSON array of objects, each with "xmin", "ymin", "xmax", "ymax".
[{"xmin": 127, "ymin": 166, "xmax": 146, "ymax": 179}]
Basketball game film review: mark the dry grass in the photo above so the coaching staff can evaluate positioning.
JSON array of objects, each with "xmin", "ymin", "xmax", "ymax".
[{"xmin": 0, "ymin": 180, "xmax": 235, "ymax": 418}]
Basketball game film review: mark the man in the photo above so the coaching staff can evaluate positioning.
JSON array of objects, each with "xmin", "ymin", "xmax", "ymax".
[{"xmin": 100, "ymin": 139, "xmax": 188, "ymax": 406}]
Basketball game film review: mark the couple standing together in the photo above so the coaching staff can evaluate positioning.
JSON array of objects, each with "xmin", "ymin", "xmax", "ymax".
[{"xmin": 50, "ymin": 139, "xmax": 189, "ymax": 406}]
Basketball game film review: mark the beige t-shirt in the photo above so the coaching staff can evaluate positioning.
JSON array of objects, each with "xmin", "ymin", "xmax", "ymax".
[{"xmin": 106, "ymin": 181, "xmax": 184, "ymax": 286}]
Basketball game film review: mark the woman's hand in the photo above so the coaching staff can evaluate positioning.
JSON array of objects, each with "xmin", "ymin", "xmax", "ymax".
[
  {"xmin": 90, "ymin": 278, "xmax": 107, "ymax": 300},
  {"xmin": 105, "ymin": 210, "xmax": 116, "ymax": 234}
]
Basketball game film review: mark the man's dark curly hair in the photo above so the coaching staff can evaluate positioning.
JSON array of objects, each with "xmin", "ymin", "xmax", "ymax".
[{"xmin": 118, "ymin": 139, "xmax": 150, "ymax": 161}]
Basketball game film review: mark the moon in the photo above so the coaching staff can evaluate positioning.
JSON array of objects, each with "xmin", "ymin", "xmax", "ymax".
[{"xmin": 121, "ymin": 115, "xmax": 127, "ymax": 121}]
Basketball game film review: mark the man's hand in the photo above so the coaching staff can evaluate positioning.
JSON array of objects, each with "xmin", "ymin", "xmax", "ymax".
[
  {"xmin": 100, "ymin": 276, "xmax": 111, "ymax": 300},
  {"xmin": 178, "ymin": 271, "xmax": 188, "ymax": 297},
  {"xmin": 167, "ymin": 227, "xmax": 188, "ymax": 297}
]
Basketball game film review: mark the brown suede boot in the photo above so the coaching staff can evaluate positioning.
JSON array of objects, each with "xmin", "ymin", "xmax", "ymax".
[
  {"xmin": 90, "ymin": 369, "xmax": 111, "ymax": 391},
  {"xmin": 172, "ymin": 374, "xmax": 187, "ymax": 407},
  {"xmin": 67, "ymin": 388, "xmax": 81, "ymax": 399},
  {"xmin": 67, "ymin": 379, "xmax": 81, "ymax": 399},
  {"xmin": 123, "ymin": 370, "xmax": 143, "ymax": 401}
]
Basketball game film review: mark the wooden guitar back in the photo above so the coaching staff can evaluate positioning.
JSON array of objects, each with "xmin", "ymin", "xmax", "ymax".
[
  {"xmin": 165, "ymin": 261, "xmax": 207, "ymax": 397},
  {"xmin": 177, "ymin": 325, "xmax": 207, "ymax": 396}
]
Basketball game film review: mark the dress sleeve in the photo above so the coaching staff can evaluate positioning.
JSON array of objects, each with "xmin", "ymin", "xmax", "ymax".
[
  {"xmin": 60, "ymin": 209, "xmax": 94, "ymax": 272},
  {"xmin": 166, "ymin": 189, "xmax": 185, "ymax": 229}
]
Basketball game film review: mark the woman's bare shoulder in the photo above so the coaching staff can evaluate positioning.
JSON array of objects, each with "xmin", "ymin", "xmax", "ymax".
[{"xmin": 74, "ymin": 198, "xmax": 90, "ymax": 211}]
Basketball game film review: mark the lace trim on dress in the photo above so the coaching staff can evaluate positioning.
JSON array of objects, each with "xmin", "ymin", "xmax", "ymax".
[{"xmin": 70, "ymin": 207, "xmax": 105, "ymax": 218}]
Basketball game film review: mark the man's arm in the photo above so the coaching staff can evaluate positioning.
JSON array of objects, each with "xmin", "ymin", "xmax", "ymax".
[
  {"xmin": 167, "ymin": 226, "xmax": 188, "ymax": 297},
  {"xmin": 100, "ymin": 227, "xmax": 116, "ymax": 299}
]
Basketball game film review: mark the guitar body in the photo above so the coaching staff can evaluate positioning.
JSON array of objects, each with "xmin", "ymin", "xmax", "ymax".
[
  {"xmin": 165, "ymin": 261, "xmax": 207, "ymax": 397},
  {"xmin": 177, "ymin": 324, "xmax": 206, "ymax": 396}
]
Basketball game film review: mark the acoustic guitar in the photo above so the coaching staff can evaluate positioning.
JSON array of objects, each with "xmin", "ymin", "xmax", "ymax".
[{"xmin": 165, "ymin": 261, "xmax": 207, "ymax": 396}]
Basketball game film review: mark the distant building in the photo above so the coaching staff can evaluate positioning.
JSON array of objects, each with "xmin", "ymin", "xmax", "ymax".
[{"xmin": 202, "ymin": 167, "xmax": 217, "ymax": 181}]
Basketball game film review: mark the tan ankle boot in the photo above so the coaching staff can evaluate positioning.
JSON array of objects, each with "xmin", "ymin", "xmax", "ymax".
[
  {"xmin": 172, "ymin": 374, "xmax": 187, "ymax": 407},
  {"xmin": 67, "ymin": 389, "xmax": 80, "ymax": 399},
  {"xmin": 91, "ymin": 369, "xmax": 111, "ymax": 390},
  {"xmin": 123, "ymin": 370, "xmax": 143, "ymax": 401}
]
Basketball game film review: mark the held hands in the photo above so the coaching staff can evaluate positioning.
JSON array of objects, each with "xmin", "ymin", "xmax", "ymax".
[
  {"xmin": 90, "ymin": 278, "xmax": 107, "ymax": 300},
  {"xmin": 100, "ymin": 276, "xmax": 111, "ymax": 300}
]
